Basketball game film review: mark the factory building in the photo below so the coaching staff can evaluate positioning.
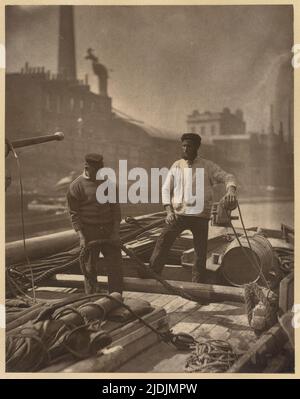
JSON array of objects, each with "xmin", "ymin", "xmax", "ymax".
[{"xmin": 5, "ymin": 6, "xmax": 179, "ymax": 194}]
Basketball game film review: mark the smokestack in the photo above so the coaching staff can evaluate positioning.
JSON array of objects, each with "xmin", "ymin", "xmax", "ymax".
[{"xmin": 58, "ymin": 5, "xmax": 76, "ymax": 79}]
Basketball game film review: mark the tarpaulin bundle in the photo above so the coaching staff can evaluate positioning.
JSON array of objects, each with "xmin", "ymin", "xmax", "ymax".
[
  {"xmin": 6, "ymin": 293, "xmax": 122, "ymax": 372},
  {"xmin": 6, "ymin": 293, "xmax": 97, "ymax": 332}
]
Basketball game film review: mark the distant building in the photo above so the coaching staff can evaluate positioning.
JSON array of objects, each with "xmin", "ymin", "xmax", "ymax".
[
  {"xmin": 5, "ymin": 6, "xmax": 179, "ymax": 193},
  {"xmin": 186, "ymin": 107, "xmax": 246, "ymax": 144},
  {"xmin": 186, "ymin": 105, "xmax": 293, "ymax": 195},
  {"xmin": 5, "ymin": 64, "xmax": 180, "ymax": 192}
]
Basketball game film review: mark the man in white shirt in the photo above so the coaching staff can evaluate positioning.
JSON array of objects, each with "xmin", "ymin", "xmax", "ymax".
[{"xmin": 149, "ymin": 133, "xmax": 237, "ymax": 282}]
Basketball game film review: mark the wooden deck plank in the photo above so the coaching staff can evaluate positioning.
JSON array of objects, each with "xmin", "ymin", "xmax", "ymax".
[
  {"xmin": 174, "ymin": 301, "xmax": 222, "ymax": 326},
  {"xmin": 115, "ymin": 294, "xmax": 254, "ymax": 355},
  {"xmin": 163, "ymin": 296, "xmax": 189, "ymax": 314},
  {"xmin": 123, "ymin": 291, "xmax": 143, "ymax": 299},
  {"xmin": 192, "ymin": 302, "xmax": 256, "ymax": 353},
  {"xmin": 169, "ymin": 302, "xmax": 222, "ymax": 337},
  {"xmin": 116, "ymin": 301, "xmax": 224, "ymax": 372},
  {"xmin": 150, "ymin": 294, "xmax": 177, "ymax": 308},
  {"xmin": 127, "ymin": 292, "xmax": 159, "ymax": 302},
  {"xmin": 175, "ymin": 299, "xmax": 199, "ymax": 313},
  {"xmin": 168, "ymin": 302, "xmax": 201, "ymax": 328},
  {"xmin": 124, "ymin": 292, "xmax": 162, "ymax": 303},
  {"xmin": 180, "ymin": 303, "xmax": 226, "ymax": 342},
  {"xmin": 116, "ymin": 300, "xmax": 257, "ymax": 372},
  {"xmin": 226, "ymin": 316, "xmax": 257, "ymax": 353}
]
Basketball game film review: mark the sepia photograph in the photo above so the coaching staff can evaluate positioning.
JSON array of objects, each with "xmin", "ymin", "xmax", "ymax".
[{"xmin": 4, "ymin": 3, "xmax": 295, "ymax": 375}]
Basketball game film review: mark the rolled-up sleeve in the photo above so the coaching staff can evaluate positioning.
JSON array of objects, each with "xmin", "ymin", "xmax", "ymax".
[{"xmin": 208, "ymin": 161, "xmax": 237, "ymax": 191}]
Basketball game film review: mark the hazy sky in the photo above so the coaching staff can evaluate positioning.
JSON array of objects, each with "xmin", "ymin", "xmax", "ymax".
[{"xmin": 6, "ymin": 5, "xmax": 293, "ymax": 135}]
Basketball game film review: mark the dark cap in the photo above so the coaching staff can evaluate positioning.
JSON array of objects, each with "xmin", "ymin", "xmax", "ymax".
[
  {"xmin": 181, "ymin": 133, "xmax": 201, "ymax": 147},
  {"xmin": 85, "ymin": 153, "xmax": 103, "ymax": 166}
]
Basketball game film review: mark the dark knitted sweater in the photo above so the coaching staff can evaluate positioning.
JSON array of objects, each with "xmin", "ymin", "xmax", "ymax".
[{"xmin": 66, "ymin": 175, "xmax": 121, "ymax": 232}]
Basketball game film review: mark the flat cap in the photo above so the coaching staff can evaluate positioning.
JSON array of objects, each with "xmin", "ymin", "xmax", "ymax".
[
  {"xmin": 85, "ymin": 153, "xmax": 103, "ymax": 165},
  {"xmin": 181, "ymin": 133, "xmax": 201, "ymax": 147}
]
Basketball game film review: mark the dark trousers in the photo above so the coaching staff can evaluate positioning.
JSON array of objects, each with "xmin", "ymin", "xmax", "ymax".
[
  {"xmin": 149, "ymin": 215, "xmax": 209, "ymax": 281},
  {"xmin": 81, "ymin": 224, "xmax": 123, "ymax": 295}
]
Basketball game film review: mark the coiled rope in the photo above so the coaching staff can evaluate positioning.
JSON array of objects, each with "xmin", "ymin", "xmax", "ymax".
[{"xmin": 185, "ymin": 339, "xmax": 239, "ymax": 373}]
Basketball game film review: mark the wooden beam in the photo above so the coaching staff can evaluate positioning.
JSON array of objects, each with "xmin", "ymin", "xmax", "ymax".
[
  {"xmin": 41, "ymin": 275, "xmax": 246, "ymax": 303},
  {"xmin": 6, "ymin": 229, "xmax": 78, "ymax": 264},
  {"xmin": 227, "ymin": 323, "xmax": 287, "ymax": 373},
  {"xmin": 66, "ymin": 260, "xmax": 193, "ymax": 282}
]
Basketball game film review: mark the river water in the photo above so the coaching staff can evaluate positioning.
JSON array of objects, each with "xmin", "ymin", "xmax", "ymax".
[
  {"xmin": 6, "ymin": 199, "xmax": 294, "ymax": 242},
  {"xmin": 231, "ymin": 201, "xmax": 294, "ymax": 230}
]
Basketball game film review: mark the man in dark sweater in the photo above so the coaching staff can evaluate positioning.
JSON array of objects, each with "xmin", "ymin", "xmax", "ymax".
[{"xmin": 67, "ymin": 153, "xmax": 123, "ymax": 295}]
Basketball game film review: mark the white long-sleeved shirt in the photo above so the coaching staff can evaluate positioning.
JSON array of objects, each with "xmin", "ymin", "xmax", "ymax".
[{"xmin": 162, "ymin": 156, "xmax": 237, "ymax": 218}]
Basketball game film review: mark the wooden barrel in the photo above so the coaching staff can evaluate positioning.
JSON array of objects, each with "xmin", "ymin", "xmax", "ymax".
[{"xmin": 220, "ymin": 234, "xmax": 274, "ymax": 286}]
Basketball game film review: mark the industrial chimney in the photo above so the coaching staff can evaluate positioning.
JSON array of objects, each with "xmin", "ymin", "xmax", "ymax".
[{"xmin": 58, "ymin": 5, "xmax": 76, "ymax": 79}]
